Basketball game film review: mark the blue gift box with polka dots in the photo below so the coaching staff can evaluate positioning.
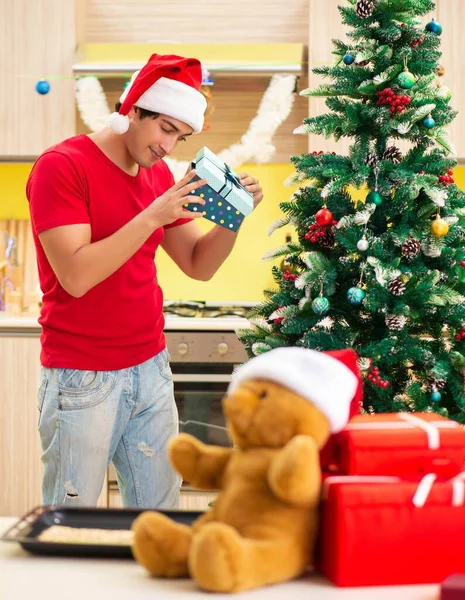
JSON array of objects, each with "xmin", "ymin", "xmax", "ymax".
[{"xmin": 184, "ymin": 146, "xmax": 254, "ymax": 231}]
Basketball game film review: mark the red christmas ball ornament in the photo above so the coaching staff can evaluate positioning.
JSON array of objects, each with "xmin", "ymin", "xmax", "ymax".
[
  {"xmin": 460, "ymin": 260, "xmax": 465, "ymax": 267},
  {"xmin": 315, "ymin": 208, "xmax": 334, "ymax": 226}
]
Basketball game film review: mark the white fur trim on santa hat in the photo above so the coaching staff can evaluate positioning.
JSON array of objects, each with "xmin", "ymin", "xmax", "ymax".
[
  {"xmin": 227, "ymin": 347, "xmax": 358, "ymax": 433},
  {"xmin": 113, "ymin": 74, "xmax": 206, "ymax": 134},
  {"xmin": 119, "ymin": 70, "xmax": 140, "ymax": 104}
]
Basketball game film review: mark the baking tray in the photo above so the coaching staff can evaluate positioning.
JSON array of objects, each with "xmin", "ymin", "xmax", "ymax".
[{"xmin": 1, "ymin": 505, "xmax": 202, "ymax": 558}]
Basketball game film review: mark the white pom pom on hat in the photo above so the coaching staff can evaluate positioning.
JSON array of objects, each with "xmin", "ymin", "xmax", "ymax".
[
  {"xmin": 227, "ymin": 347, "xmax": 361, "ymax": 433},
  {"xmin": 108, "ymin": 54, "xmax": 207, "ymax": 134},
  {"xmin": 108, "ymin": 112, "xmax": 130, "ymax": 134}
]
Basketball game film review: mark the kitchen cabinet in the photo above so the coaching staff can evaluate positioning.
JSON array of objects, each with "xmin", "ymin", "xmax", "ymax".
[
  {"xmin": 437, "ymin": 0, "xmax": 465, "ymax": 160},
  {"xmin": 0, "ymin": 0, "xmax": 76, "ymax": 157},
  {"xmin": 0, "ymin": 333, "xmax": 43, "ymax": 516},
  {"xmin": 0, "ymin": 320, "xmax": 107, "ymax": 516},
  {"xmin": 109, "ymin": 484, "xmax": 216, "ymax": 512}
]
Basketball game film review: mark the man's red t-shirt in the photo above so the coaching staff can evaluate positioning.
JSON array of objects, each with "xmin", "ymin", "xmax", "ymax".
[{"xmin": 27, "ymin": 134, "xmax": 190, "ymax": 371}]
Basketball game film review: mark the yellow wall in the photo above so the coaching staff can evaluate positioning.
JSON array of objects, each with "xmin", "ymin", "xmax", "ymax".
[
  {"xmin": 2, "ymin": 162, "xmax": 465, "ymax": 303},
  {"xmin": 0, "ymin": 164, "xmax": 33, "ymax": 219},
  {"xmin": 0, "ymin": 162, "xmax": 298, "ymax": 302}
]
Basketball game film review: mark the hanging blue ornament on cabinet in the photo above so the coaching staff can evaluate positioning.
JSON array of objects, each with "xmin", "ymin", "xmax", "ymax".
[
  {"xmin": 423, "ymin": 114, "xmax": 436, "ymax": 129},
  {"xmin": 347, "ymin": 286, "xmax": 366, "ymax": 306},
  {"xmin": 425, "ymin": 19, "xmax": 442, "ymax": 36},
  {"xmin": 202, "ymin": 69, "xmax": 214, "ymax": 86},
  {"xmin": 343, "ymin": 53, "xmax": 355, "ymax": 65},
  {"xmin": 312, "ymin": 296, "xmax": 330, "ymax": 315},
  {"xmin": 35, "ymin": 79, "xmax": 51, "ymax": 95}
]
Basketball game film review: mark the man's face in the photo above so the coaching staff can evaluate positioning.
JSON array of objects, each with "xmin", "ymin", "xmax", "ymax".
[{"xmin": 125, "ymin": 108, "xmax": 194, "ymax": 168}]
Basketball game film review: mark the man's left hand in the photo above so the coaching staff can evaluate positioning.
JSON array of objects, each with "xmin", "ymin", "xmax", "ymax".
[{"xmin": 239, "ymin": 173, "xmax": 263, "ymax": 209}]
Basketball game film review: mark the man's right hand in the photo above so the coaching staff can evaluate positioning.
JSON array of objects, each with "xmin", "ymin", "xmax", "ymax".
[{"xmin": 146, "ymin": 170, "xmax": 207, "ymax": 227}]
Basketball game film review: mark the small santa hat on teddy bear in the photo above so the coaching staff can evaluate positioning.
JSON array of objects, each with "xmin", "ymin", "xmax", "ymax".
[
  {"xmin": 108, "ymin": 53, "xmax": 207, "ymax": 135},
  {"xmin": 228, "ymin": 347, "xmax": 362, "ymax": 433}
]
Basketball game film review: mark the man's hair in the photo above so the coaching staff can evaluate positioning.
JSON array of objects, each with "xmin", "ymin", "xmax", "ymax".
[{"xmin": 114, "ymin": 102, "xmax": 160, "ymax": 120}]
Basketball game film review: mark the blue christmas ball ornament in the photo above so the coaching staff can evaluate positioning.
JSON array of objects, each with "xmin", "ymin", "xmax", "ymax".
[
  {"xmin": 35, "ymin": 79, "xmax": 50, "ymax": 95},
  {"xmin": 425, "ymin": 19, "xmax": 442, "ymax": 36},
  {"xmin": 343, "ymin": 53, "xmax": 355, "ymax": 65},
  {"xmin": 312, "ymin": 296, "xmax": 330, "ymax": 315},
  {"xmin": 347, "ymin": 286, "xmax": 366, "ymax": 306},
  {"xmin": 423, "ymin": 115, "xmax": 436, "ymax": 129},
  {"xmin": 431, "ymin": 391, "xmax": 442, "ymax": 402}
]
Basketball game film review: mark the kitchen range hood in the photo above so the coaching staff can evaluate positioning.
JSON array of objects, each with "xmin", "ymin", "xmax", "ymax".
[{"xmin": 72, "ymin": 43, "xmax": 306, "ymax": 77}]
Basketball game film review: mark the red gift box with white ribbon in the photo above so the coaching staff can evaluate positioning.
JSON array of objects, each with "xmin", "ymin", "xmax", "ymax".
[
  {"xmin": 325, "ymin": 412, "xmax": 465, "ymax": 478},
  {"xmin": 318, "ymin": 472, "xmax": 465, "ymax": 587}
]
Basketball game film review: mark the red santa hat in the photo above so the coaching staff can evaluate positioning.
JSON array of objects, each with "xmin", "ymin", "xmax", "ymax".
[
  {"xmin": 108, "ymin": 54, "xmax": 207, "ymax": 135},
  {"xmin": 227, "ymin": 347, "xmax": 362, "ymax": 433}
]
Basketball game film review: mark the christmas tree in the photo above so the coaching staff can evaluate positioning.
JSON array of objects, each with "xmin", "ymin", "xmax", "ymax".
[{"xmin": 238, "ymin": 0, "xmax": 465, "ymax": 421}]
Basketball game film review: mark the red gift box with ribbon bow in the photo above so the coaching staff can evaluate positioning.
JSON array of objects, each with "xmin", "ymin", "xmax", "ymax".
[
  {"xmin": 318, "ymin": 473, "xmax": 465, "ymax": 587},
  {"xmin": 324, "ymin": 412, "xmax": 465, "ymax": 478}
]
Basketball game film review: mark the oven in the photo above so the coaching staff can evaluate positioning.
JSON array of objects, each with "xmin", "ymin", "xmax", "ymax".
[
  {"xmin": 168, "ymin": 330, "xmax": 248, "ymax": 446},
  {"xmin": 107, "ymin": 302, "xmax": 251, "ymax": 510}
]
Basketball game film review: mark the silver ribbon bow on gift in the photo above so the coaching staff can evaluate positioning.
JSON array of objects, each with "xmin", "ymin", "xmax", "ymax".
[{"xmin": 223, "ymin": 163, "xmax": 244, "ymax": 190}]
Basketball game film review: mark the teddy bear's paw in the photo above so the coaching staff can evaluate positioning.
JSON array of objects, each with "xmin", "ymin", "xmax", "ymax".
[
  {"xmin": 132, "ymin": 511, "xmax": 191, "ymax": 577},
  {"xmin": 169, "ymin": 434, "xmax": 203, "ymax": 480},
  {"xmin": 189, "ymin": 523, "xmax": 244, "ymax": 592}
]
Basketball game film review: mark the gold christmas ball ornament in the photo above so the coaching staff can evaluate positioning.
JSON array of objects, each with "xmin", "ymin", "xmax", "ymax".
[{"xmin": 430, "ymin": 216, "xmax": 449, "ymax": 238}]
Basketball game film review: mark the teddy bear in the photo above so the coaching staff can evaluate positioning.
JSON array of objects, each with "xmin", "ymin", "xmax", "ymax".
[{"xmin": 131, "ymin": 346, "xmax": 361, "ymax": 593}]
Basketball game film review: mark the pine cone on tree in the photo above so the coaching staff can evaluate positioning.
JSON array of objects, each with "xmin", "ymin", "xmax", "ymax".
[
  {"xmin": 383, "ymin": 146, "xmax": 402, "ymax": 164},
  {"xmin": 388, "ymin": 276, "xmax": 406, "ymax": 296},
  {"xmin": 401, "ymin": 237, "xmax": 421, "ymax": 260},
  {"xmin": 385, "ymin": 314, "xmax": 406, "ymax": 330},
  {"xmin": 319, "ymin": 229, "xmax": 336, "ymax": 248},
  {"xmin": 427, "ymin": 376, "xmax": 446, "ymax": 390},
  {"xmin": 365, "ymin": 152, "xmax": 379, "ymax": 167},
  {"xmin": 356, "ymin": 0, "xmax": 375, "ymax": 18}
]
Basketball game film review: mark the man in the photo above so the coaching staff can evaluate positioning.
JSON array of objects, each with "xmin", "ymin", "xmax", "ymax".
[{"xmin": 27, "ymin": 54, "xmax": 263, "ymax": 509}]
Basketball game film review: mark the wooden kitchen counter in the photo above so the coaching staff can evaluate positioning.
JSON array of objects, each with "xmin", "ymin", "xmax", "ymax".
[
  {"xmin": 0, "ymin": 517, "xmax": 439, "ymax": 600},
  {"xmin": 0, "ymin": 312, "xmax": 250, "ymax": 332}
]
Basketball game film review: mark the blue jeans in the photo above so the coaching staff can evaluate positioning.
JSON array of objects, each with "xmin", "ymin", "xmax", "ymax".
[{"xmin": 37, "ymin": 349, "xmax": 181, "ymax": 508}]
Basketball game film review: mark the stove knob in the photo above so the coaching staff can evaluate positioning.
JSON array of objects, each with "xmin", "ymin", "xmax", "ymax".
[
  {"xmin": 177, "ymin": 342, "xmax": 189, "ymax": 356},
  {"xmin": 217, "ymin": 342, "xmax": 229, "ymax": 356}
]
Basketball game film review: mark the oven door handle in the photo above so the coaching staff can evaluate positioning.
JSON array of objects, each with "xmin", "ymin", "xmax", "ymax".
[{"xmin": 172, "ymin": 374, "xmax": 232, "ymax": 383}]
